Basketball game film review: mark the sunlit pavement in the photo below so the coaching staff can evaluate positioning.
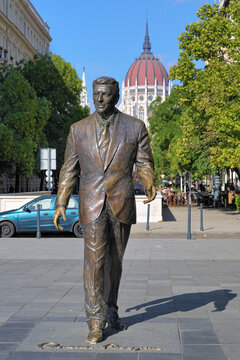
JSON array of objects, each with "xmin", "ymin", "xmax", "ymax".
[{"xmin": 0, "ymin": 235, "xmax": 240, "ymax": 359}]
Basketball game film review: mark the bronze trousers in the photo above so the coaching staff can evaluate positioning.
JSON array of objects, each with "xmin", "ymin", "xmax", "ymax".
[{"xmin": 83, "ymin": 199, "xmax": 131, "ymax": 330}]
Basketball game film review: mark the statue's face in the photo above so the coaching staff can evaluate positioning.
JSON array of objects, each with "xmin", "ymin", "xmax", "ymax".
[{"xmin": 93, "ymin": 84, "xmax": 118, "ymax": 117}]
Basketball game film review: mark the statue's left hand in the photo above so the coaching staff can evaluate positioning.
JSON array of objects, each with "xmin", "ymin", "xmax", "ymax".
[
  {"xmin": 144, "ymin": 185, "xmax": 157, "ymax": 204},
  {"xmin": 53, "ymin": 206, "xmax": 66, "ymax": 231}
]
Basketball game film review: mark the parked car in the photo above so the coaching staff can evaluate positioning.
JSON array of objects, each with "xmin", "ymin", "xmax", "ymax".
[
  {"xmin": 0, "ymin": 195, "xmax": 83, "ymax": 238},
  {"xmin": 134, "ymin": 182, "xmax": 145, "ymax": 195}
]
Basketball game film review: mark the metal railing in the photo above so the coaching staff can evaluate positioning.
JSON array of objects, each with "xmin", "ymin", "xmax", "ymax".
[{"xmin": 163, "ymin": 192, "xmax": 189, "ymax": 206}]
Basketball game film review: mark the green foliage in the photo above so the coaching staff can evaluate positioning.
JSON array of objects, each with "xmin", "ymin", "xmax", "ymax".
[
  {"xmin": 0, "ymin": 68, "xmax": 51, "ymax": 178},
  {"xmin": 169, "ymin": 0, "xmax": 240, "ymax": 177},
  {"xmin": 19, "ymin": 54, "xmax": 90, "ymax": 171},
  {"xmin": 235, "ymin": 194, "xmax": 240, "ymax": 211},
  {"xmin": 51, "ymin": 53, "xmax": 82, "ymax": 102},
  {"xmin": 148, "ymin": 88, "xmax": 182, "ymax": 182}
]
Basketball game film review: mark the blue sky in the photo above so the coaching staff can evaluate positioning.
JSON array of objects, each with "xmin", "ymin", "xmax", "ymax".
[{"xmin": 31, "ymin": 0, "xmax": 216, "ymax": 111}]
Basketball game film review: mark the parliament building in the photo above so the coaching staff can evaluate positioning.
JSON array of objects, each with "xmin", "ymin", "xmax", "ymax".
[{"xmin": 119, "ymin": 22, "xmax": 171, "ymax": 127}]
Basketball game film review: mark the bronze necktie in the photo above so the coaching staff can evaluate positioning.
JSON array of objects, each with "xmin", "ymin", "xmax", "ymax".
[{"xmin": 99, "ymin": 121, "xmax": 110, "ymax": 165}]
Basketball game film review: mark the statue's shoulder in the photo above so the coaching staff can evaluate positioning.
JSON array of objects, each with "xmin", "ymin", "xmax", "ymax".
[
  {"xmin": 119, "ymin": 111, "xmax": 145, "ymax": 128},
  {"xmin": 70, "ymin": 114, "xmax": 94, "ymax": 131}
]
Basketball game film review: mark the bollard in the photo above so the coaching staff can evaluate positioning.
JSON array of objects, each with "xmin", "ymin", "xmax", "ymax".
[
  {"xmin": 200, "ymin": 203, "xmax": 204, "ymax": 231},
  {"xmin": 187, "ymin": 172, "xmax": 192, "ymax": 240},
  {"xmin": 36, "ymin": 204, "xmax": 41, "ymax": 239},
  {"xmin": 146, "ymin": 204, "xmax": 150, "ymax": 231},
  {"xmin": 187, "ymin": 203, "xmax": 191, "ymax": 239}
]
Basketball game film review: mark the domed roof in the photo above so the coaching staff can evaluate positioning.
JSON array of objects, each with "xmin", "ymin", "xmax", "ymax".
[{"xmin": 125, "ymin": 22, "xmax": 169, "ymax": 87}]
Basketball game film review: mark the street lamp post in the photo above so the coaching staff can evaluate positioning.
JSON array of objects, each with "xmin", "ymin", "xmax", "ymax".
[{"xmin": 187, "ymin": 172, "xmax": 192, "ymax": 240}]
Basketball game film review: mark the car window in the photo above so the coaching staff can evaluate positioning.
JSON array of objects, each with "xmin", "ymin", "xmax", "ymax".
[
  {"xmin": 66, "ymin": 198, "xmax": 77, "ymax": 209},
  {"xmin": 28, "ymin": 198, "xmax": 52, "ymax": 211}
]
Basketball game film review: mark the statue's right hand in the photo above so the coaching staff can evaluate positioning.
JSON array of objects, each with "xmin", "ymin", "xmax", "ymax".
[{"xmin": 53, "ymin": 206, "xmax": 66, "ymax": 231}]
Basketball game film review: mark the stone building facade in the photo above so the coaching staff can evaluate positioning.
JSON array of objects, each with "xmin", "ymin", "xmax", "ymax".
[
  {"xmin": 0, "ymin": 0, "xmax": 51, "ymax": 66},
  {"xmin": 0, "ymin": 0, "xmax": 51, "ymax": 193},
  {"xmin": 219, "ymin": 0, "xmax": 230, "ymax": 7}
]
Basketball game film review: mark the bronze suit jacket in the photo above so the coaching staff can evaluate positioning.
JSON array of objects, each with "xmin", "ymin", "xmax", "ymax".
[{"xmin": 55, "ymin": 110, "xmax": 154, "ymax": 225}]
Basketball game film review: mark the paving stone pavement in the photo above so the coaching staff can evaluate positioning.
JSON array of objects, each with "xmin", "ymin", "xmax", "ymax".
[
  {"xmin": 0, "ymin": 236, "xmax": 240, "ymax": 359},
  {"xmin": 131, "ymin": 205, "xmax": 240, "ymax": 238}
]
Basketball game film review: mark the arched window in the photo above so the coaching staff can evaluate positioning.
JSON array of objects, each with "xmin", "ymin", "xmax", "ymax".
[{"xmin": 139, "ymin": 107, "xmax": 144, "ymax": 121}]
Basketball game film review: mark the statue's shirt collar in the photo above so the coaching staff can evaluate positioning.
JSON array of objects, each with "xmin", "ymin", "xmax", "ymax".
[{"xmin": 95, "ymin": 108, "xmax": 119, "ymax": 127}]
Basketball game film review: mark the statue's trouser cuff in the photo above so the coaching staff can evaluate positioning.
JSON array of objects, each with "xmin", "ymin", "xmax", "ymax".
[{"xmin": 83, "ymin": 200, "xmax": 131, "ymax": 330}]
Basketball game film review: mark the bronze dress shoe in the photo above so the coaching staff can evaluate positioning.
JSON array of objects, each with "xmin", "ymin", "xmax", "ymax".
[
  {"xmin": 87, "ymin": 327, "xmax": 103, "ymax": 344},
  {"xmin": 107, "ymin": 307, "xmax": 127, "ymax": 331}
]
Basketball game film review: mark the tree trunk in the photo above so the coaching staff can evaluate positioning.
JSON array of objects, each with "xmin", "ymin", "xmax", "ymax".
[
  {"xmin": 39, "ymin": 171, "xmax": 45, "ymax": 191},
  {"xmin": 15, "ymin": 167, "xmax": 20, "ymax": 193},
  {"xmin": 233, "ymin": 167, "xmax": 240, "ymax": 179}
]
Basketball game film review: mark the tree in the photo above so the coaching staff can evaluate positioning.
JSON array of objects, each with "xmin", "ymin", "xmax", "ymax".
[
  {"xmin": 169, "ymin": 1, "xmax": 240, "ymax": 178},
  {"xmin": 19, "ymin": 54, "xmax": 90, "ymax": 172},
  {"xmin": 148, "ymin": 88, "xmax": 183, "ymax": 183},
  {"xmin": 51, "ymin": 53, "xmax": 82, "ymax": 102},
  {"xmin": 0, "ymin": 68, "xmax": 51, "ymax": 191}
]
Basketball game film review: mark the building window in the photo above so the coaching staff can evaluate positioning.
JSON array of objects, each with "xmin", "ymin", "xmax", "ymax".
[
  {"xmin": 139, "ymin": 96, "xmax": 144, "ymax": 101},
  {"xmin": 132, "ymin": 96, "xmax": 135, "ymax": 101},
  {"xmin": 139, "ymin": 108, "xmax": 144, "ymax": 121},
  {"xmin": 148, "ymin": 96, "xmax": 153, "ymax": 101},
  {"xmin": 9, "ymin": 3, "xmax": 12, "ymax": 20},
  {"xmin": 1, "ymin": 0, "xmax": 5, "ymax": 13},
  {"xmin": 20, "ymin": 16, "xmax": 23, "ymax": 31}
]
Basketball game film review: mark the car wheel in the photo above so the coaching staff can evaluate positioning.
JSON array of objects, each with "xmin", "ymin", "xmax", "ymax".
[
  {"xmin": 0, "ymin": 221, "xmax": 15, "ymax": 238},
  {"xmin": 73, "ymin": 221, "xmax": 83, "ymax": 237},
  {"xmin": 135, "ymin": 189, "xmax": 140, "ymax": 195}
]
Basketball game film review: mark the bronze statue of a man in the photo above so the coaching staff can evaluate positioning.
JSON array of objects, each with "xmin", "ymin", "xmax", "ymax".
[{"xmin": 53, "ymin": 76, "xmax": 156, "ymax": 344}]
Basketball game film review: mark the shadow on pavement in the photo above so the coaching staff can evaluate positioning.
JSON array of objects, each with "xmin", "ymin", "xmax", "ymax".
[
  {"xmin": 162, "ymin": 206, "xmax": 176, "ymax": 222},
  {"xmin": 123, "ymin": 289, "xmax": 237, "ymax": 327}
]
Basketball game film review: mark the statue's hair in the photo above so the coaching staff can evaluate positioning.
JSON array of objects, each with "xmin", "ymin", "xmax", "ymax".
[{"xmin": 93, "ymin": 76, "xmax": 119, "ymax": 97}]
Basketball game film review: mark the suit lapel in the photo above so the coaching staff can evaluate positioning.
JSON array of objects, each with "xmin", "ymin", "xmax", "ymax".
[{"xmin": 104, "ymin": 111, "xmax": 121, "ymax": 171}]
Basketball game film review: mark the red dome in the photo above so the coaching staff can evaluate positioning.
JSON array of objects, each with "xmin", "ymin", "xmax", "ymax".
[
  {"xmin": 125, "ymin": 53, "xmax": 169, "ymax": 87},
  {"xmin": 125, "ymin": 21, "xmax": 168, "ymax": 87}
]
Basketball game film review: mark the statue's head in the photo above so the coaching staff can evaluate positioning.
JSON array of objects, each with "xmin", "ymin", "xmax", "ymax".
[{"xmin": 93, "ymin": 76, "xmax": 119, "ymax": 118}]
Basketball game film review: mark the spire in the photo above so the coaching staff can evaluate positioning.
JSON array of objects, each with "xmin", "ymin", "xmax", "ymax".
[
  {"xmin": 80, "ymin": 66, "xmax": 89, "ymax": 108},
  {"xmin": 143, "ymin": 20, "xmax": 152, "ymax": 54},
  {"xmin": 82, "ymin": 66, "xmax": 86, "ymax": 88}
]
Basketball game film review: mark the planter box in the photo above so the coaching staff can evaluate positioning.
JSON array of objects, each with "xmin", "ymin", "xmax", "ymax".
[
  {"xmin": 135, "ymin": 194, "xmax": 162, "ymax": 222},
  {"xmin": 0, "ymin": 192, "xmax": 51, "ymax": 212}
]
